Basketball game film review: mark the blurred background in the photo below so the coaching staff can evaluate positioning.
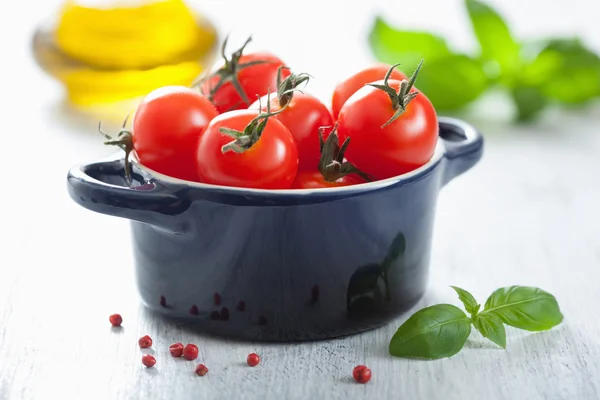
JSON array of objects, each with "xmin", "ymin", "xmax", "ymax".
[
  {"xmin": 1, "ymin": 0, "xmax": 596, "ymax": 129},
  {"xmin": 13, "ymin": 0, "xmax": 600, "ymax": 124}
]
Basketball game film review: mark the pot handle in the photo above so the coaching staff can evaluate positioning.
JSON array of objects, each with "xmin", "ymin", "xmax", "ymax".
[
  {"xmin": 439, "ymin": 117, "xmax": 484, "ymax": 186},
  {"xmin": 66, "ymin": 152, "xmax": 190, "ymax": 234}
]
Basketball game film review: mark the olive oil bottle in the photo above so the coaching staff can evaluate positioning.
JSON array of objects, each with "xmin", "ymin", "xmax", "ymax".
[{"xmin": 32, "ymin": 0, "xmax": 218, "ymax": 117}]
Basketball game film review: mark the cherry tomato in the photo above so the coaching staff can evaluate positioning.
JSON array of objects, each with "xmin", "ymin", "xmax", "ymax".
[
  {"xmin": 337, "ymin": 66, "xmax": 438, "ymax": 180},
  {"xmin": 198, "ymin": 37, "xmax": 289, "ymax": 113},
  {"xmin": 196, "ymin": 109, "xmax": 298, "ymax": 189},
  {"xmin": 251, "ymin": 92, "xmax": 333, "ymax": 171},
  {"xmin": 331, "ymin": 64, "xmax": 408, "ymax": 120},
  {"xmin": 132, "ymin": 86, "xmax": 218, "ymax": 181},
  {"xmin": 291, "ymin": 170, "xmax": 365, "ymax": 189}
]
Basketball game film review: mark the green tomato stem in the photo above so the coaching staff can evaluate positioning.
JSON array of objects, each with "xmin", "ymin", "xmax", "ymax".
[
  {"xmin": 317, "ymin": 124, "xmax": 374, "ymax": 183},
  {"xmin": 367, "ymin": 60, "xmax": 424, "ymax": 128}
]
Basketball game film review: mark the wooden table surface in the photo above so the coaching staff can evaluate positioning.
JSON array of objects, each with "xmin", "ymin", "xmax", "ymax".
[{"xmin": 1, "ymin": 1, "xmax": 599, "ymax": 399}]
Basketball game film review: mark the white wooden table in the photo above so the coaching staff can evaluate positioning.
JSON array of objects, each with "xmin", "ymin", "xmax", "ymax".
[{"xmin": 1, "ymin": 1, "xmax": 599, "ymax": 399}]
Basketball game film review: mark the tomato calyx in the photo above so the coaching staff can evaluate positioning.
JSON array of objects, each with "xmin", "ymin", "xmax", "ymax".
[
  {"xmin": 99, "ymin": 116, "xmax": 134, "ymax": 184},
  {"xmin": 276, "ymin": 66, "xmax": 311, "ymax": 108},
  {"xmin": 219, "ymin": 92, "xmax": 288, "ymax": 154},
  {"xmin": 367, "ymin": 60, "xmax": 424, "ymax": 128},
  {"xmin": 318, "ymin": 124, "xmax": 374, "ymax": 183},
  {"xmin": 193, "ymin": 36, "xmax": 271, "ymax": 109}
]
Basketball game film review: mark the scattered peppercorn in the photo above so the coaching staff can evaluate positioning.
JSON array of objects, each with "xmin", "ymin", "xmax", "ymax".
[
  {"xmin": 220, "ymin": 307, "xmax": 230, "ymax": 321},
  {"xmin": 160, "ymin": 296, "xmax": 167, "ymax": 308},
  {"xmin": 214, "ymin": 292, "xmax": 221, "ymax": 306},
  {"xmin": 195, "ymin": 364, "xmax": 209, "ymax": 376},
  {"xmin": 142, "ymin": 354, "xmax": 156, "ymax": 368},
  {"xmin": 210, "ymin": 311, "xmax": 221, "ymax": 320},
  {"xmin": 138, "ymin": 335, "xmax": 153, "ymax": 349},
  {"xmin": 236, "ymin": 301, "xmax": 246, "ymax": 312},
  {"xmin": 183, "ymin": 344, "xmax": 199, "ymax": 360},
  {"xmin": 109, "ymin": 314, "xmax": 122, "ymax": 327},
  {"xmin": 247, "ymin": 353, "xmax": 260, "ymax": 367},
  {"xmin": 352, "ymin": 365, "xmax": 371, "ymax": 384},
  {"xmin": 169, "ymin": 343, "xmax": 184, "ymax": 357},
  {"xmin": 258, "ymin": 315, "xmax": 268, "ymax": 326},
  {"xmin": 189, "ymin": 305, "xmax": 200, "ymax": 315}
]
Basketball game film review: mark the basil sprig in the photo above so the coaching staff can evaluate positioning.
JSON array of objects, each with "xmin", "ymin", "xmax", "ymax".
[
  {"xmin": 368, "ymin": 0, "xmax": 600, "ymax": 122},
  {"xmin": 389, "ymin": 286, "xmax": 563, "ymax": 360}
]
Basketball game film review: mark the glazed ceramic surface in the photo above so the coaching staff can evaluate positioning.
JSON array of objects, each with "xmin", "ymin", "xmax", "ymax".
[{"xmin": 67, "ymin": 116, "xmax": 483, "ymax": 341}]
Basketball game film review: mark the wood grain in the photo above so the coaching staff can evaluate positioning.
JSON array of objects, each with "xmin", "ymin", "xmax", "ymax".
[{"xmin": 2, "ymin": 0, "xmax": 600, "ymax": 399}]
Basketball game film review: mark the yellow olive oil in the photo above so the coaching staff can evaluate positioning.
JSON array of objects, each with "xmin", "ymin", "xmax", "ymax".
[{"xmin": 32, "ymin": 0, "xmax": 218, "ymax": 108}]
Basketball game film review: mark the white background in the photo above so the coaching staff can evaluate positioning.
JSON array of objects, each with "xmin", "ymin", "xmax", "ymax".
[{"xmin": 0, "ymin": 1, "xmax": 599, "ymax": 399}]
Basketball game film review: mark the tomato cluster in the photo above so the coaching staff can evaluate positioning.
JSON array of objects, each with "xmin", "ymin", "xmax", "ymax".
[{"xmin": 107, "ymin": 37, "xmax": 439, "ymax": 190}]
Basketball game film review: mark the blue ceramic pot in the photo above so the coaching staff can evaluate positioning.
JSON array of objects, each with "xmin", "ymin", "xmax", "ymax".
[{"xmin": 67, "ymin": 116, "xmax": 483, "ymax": 342}]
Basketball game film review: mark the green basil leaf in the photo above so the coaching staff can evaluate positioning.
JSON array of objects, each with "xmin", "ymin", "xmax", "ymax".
[
  {"xmin": 450, "ymin": 286, "xmax": 480, "ymax": 315},
  {"xmin": 511, "ymin": 85, "xmax": 549, "ymax": 122},
  {"xmin": 368, "ymin": 16, "xmax": 451, "ymax": 74},
  {"xmin": 415, "ymin": 55, "xmax": 488, "ymax": 110},
  {"xmin": 523, "ymin": 38, "xmax": 600, "ymax": 104},
  {"xmin": 389, "ymin": 304, "xmax": 471, "ymax": 359},
  {"xmin": 481, "ymin": 286, "xmax": 563, "ymax": 331},
  {"xmin": 465, "ymin": 0, "xmax": 521, "ymax": 79},
  {"xmin": 368, "ymin": 16, "xmax": 489, "ymax": 111},
  {"xmin": 472, "ymin": 314, "xmax": 507, "ymax": 349}
]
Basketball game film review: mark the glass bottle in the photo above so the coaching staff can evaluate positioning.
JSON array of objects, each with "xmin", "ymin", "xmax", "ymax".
[{"xmin": 32, "ymin": 0, "xmax": 218, "ymax": 117}]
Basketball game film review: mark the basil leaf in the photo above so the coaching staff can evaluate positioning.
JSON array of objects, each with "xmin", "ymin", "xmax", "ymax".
[
  {"xmin": 465, "ymin": 0, "xmax": 521, "ymax": 79},
  {"xmin": 450, "ymin": 286, "xmax": 480, "ymax": 315},
  {"xmin": 368, "ymin": 16, "xmax": 489, "ymax": 111},
  {"xmin": 481, "ymin": 286, "xmax": 563, "ymax": 331},
  {"xmin": 415, "ymin": 55, "xmax": 488, "ymax": 110},
  {"xmin": 523, "ymin": 38, "xmax": 600, "ymax": 104},
  {"xmin": 368, "ymin": 16, "xmax": 451, "ymax": 74},
  {"xmin": 472, "ymin": 314, "xmax": 506, "ymax": 349},
  {"xmin": 389, "ymin": 304, "xmax": 471, "ymax": 359},
  {"xmin": 511, "ymin": 85, "xmax": 548, "ymax": 122}
]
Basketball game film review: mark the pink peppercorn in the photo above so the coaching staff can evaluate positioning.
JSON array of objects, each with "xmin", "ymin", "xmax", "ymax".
[
  {"xmin": 109, "ymin": 314, "xmax": 122, "ymax": 327},
  {"xmin": 142, "ymin": 355, "xmax": 156, "ymax": 368},
  {"xmin": 247, "ymin": 353, "xmax": 260, "ymax": 367},
  {"xmin": 138, "ymin": 335, "xmax": 152, "ymax": 349},
  {"xmin": 352, "ymin": 365, "xmax": 371, "ymax": 384},
  {"xmin": 169, "ymin": 343, "xmax": 184, "ymax": 357},
  {"xmin": 195, "ymin": 364, "xmax": 209, "ymax": 376},
  {"xmin": 183, "ymin": 344, "xmax": 199, "ymax": 360}
]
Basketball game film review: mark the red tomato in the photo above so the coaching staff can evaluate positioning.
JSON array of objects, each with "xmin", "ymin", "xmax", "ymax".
[
  {"xmin": 198, "ymin": 38, "xmax": 289, "ymax": 113},
  {"xmin": 196, "ymin": 110, "xmax": 298, "ymax": 189},
  {"xmin": 337, "ymin": 77, "xmax": 438, "ymax": 180},
  {"xmin": 331, "ymin": 64, "xmax": 408, "ymax": 120},
  {"xmin": 291, "ymin": 170, "xmax": 365, "ymax": 189},
  {"xmin": 132, "ymin": 86, "xmax": 218, "ymax": 181},
  {"xmin": 250, "ymin": 92, "xmax": 333, "ymax": 171}
]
